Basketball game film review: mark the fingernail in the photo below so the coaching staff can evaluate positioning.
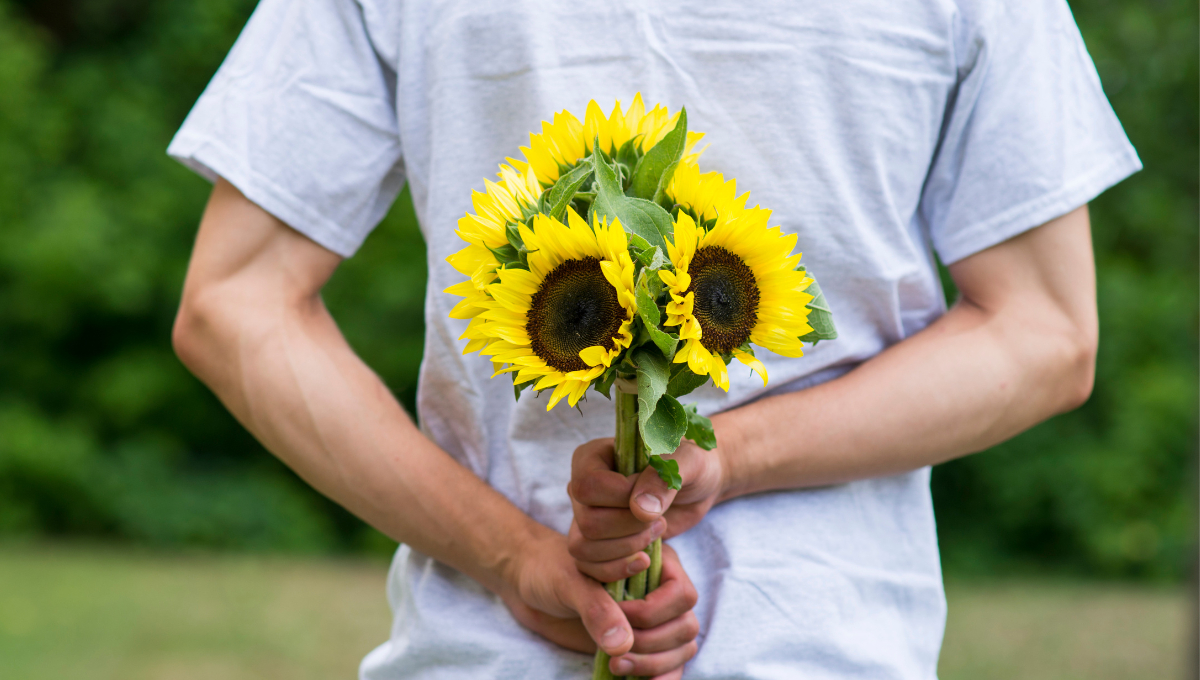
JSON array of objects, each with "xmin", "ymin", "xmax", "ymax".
[
  {"xmin": 602, "ymin": 626, "xmax": 628, "ymax": 649},
  {"xmin": 650, "ymin": 518, "xmax": 666, "ymax": 538},
  {"xmin": 626, "ymin": 554, "xmax": 647, "ymax": 575},
  {"xmin": 636, "ymin": 493, "xmax": 662, "ymax": 514},
  {"xmin": 613, "ymin": 658, "xmax": 634, "ymax": 674}
]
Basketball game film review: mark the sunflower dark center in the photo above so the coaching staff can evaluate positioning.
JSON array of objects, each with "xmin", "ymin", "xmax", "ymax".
[
  {"xmin": 526, "ymin": 257, "xmax": 624, "ymax": 373},
  {"xmin": 687, "ymin": 246, "xmax": 759, "ymax": 354}
]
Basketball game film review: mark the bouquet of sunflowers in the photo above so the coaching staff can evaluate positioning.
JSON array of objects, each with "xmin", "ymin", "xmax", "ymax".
[{"xmin": 446, "ymin": 95, "xmax": 835, "ymax": 679}]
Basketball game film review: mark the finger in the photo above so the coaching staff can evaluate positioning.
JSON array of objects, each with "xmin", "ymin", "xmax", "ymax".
[
  {"xmin": 574, "ymin": 506, "xmax": 651, "ymax": 540},
  {"xmin": 620, "ymin": 545, "xmax": 698, "ymax": 629},
  {"xmin": 503, "ymin": 598, "xmax": 595, "ymax": 653},
  {"xmin": 570, "ymin": 466, "xmax": 636, "ymax": 508},
  {"xmin": 628, "ymin": 458, "xmax": 682, "ymax": 522},
  {"xmin": 629, "ymin": 442, "xmax": 717, "ymax": 522},
  {"xmin": 569, "ymin": 518, "xmax": 666, "ymax": 563},
  {"xmin": 609, "ymin": 640, "xmax": 698, "ymax": 678},
  {"xmin": 574, "ymin": 551, "xmax": 652, "ymax": 583},
  {"xmin": 629, "ymin": 611, "xmax": 699, "ymax": 654},
  {"xmin": 566, "ymin": 574, "xmax": 634, "ymax": 657},
  {"xmin": 570, "ymin": 438, "xmax": 616, "ymax": 485}
]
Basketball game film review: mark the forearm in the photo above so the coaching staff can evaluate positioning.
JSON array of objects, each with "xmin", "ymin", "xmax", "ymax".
[
  {"xmin": 716, "ymin": 207, "xmax": 1098, "ymax": 500},
  {"xmin": 716, "ymin": 300, "xmax": 1083, "ymax": 498},
  {"xmin": 172, "ymin": 181, "xmax": 549, "ymax": 596},
  {"xmin": 177, "ymin": 290, "xmax": 548, "ymax": 593}
]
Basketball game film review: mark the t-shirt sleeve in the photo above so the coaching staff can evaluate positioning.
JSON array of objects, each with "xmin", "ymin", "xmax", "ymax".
[
  {"xmin": 920, "ymin": 0, "xmax": 1141, "ymax": 264},
  {"xmin": 167, "ymin": 0, "xmax": 403, "ymax": 257}
]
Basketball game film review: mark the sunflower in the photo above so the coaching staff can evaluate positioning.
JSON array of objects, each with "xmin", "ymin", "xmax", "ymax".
[
  {"xmin": 659, "ymin": 207, "xmax": 816, "ymax": 391},
  {"xmin": 665, "ymin": 162, "xmax": 746, "ymax": 224},
  {"xmin": 519, "ymin": 93, "xmax": 707, "ymax": 186},
  {"xmin": 444, "ymin": 163, "xmax": 544, "ymax": 354},
  {"xmin": 469, "ymin": 210, "xmax": 637, "ymax": 410}
]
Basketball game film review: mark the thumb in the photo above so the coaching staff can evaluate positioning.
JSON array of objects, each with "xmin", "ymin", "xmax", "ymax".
[
  {"xmin": 571, "ymin": 577, "xmax": 634, "ymax": 656},
  {"xmin": 628, "ymin": 460, "xmax": 680, "ymax": 523}
]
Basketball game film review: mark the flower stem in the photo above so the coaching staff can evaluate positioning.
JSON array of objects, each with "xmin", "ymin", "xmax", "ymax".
[{"xmin": 593, "ymin": 388, "xmax": 641, "ymax": 679}]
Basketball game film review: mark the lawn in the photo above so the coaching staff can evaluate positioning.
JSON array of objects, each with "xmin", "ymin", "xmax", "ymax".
[{"xmin": 0, "ymin": 544, "xmax": 1188, "ymax": 679}]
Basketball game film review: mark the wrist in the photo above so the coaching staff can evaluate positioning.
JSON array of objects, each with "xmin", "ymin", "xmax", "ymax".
[
  {"xmin": 491, "ymin": 519, "xmax": 557, "ymax": 599},
  {"xmin": 711, "ymin": 411, "xmax": 748, "ymax": 503}
]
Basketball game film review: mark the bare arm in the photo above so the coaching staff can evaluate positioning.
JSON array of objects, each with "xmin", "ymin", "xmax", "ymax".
[
  {"xmin": 718, "ymin": 204, "xmax": 1097, "ymax": 497},
  {"xmin": 569, "ymin": 206, "xmax": 1098, "ymax": 572},
  {"xmin": 173, "ymin": 179, "xmax": 700, "ymax": 675}
]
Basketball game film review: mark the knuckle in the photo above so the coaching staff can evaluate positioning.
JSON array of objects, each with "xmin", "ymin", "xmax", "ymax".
[
  {"xmin": 681, "ymin": 613, "xmax": 700, "ymax": 641},
  {"xmin": 583, "ymin": 599, "xmax": 612, "ymax": 626},
  {"xmin": 576, "ymin": 513, "xmax": 603, "ymax": 538},
  {"xmin": 575, "ymin": 474, "xmax": 604, "ymax": 501},
  {"xmin": 683, "ymin": 583, "xmax": 699, "ymax": 609},
  {"xmin": 684, "ymin": 640, "xmax": 699, "ymax": 661}
]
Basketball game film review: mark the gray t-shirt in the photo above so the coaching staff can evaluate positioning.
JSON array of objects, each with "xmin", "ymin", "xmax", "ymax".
[{"xmin": 169, "ymin": 1, "xmax": 1140, "ymax": 678}]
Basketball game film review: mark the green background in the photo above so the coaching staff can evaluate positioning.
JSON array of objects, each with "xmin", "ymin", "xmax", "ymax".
[{"xmin": 0, "ymin": 0, "xmax": 1194, "ymax": 580}]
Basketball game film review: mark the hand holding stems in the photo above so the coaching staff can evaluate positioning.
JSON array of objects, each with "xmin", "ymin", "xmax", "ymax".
[
  {"xmin": 502, "ymin": 529, "xmax": 699, "ymax": 679},
  {"xmin": 569, "ymin": 432, "xmax": 729, "ymax": 556},
  {"xmin": 567, "ymin": 432, "xmax": 727, "ymax": 678}
]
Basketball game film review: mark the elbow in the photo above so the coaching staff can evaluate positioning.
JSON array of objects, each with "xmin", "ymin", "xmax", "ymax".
[
  {"xmin": 171, "ymin": 288, "xmax": 228, "ymax": 382},
  {"xmin": 171, "ymin": 294, "xmax": 206, "ymax": 376},
  {"xmin": 1057, "ymin": 322, "xmax": 1098, "ymax": 413}
]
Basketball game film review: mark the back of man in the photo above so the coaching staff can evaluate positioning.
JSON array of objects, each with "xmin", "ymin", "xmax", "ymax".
[{"xmin": 170, "ymin": 0, "xmax": 1138, "ymax": 678}]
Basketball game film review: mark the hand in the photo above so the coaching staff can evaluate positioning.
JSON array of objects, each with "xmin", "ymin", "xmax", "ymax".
[
  {"xmin": 500, "ymin": 530, "xmax": 699, "ymax": 679},
  {"xmin": 568, "ymin": 437, "xmax": 727, "ymax": 578}
]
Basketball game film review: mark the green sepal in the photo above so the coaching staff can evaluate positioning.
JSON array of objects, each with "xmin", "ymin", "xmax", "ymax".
[
  {"xmin": 485, "ymin": 242, "xmax": 528, "ymax": 270},
  {"xmin": 682, "ymin": 403, "xmax": 716, "ymax": 450},
  {"xmin": 589, "ymin": 142, "xmax": 672, "ymax": 251},
  {"xmin": 796, "ymin": 266, "xmax": 838, "ymax": 344},
  {"xmin": 647, "ymin": 455, "xmax": 682, "ymax": 491},
  {"xmin": 512, "ymin": 372, "xmax": 536, "ymax": 402},
  {"xmin": 544, "ymin": 162, "xmax": 594, "ymax": 222},
  {"xmin": 666, "ymin": 362, "xmax": 710, "ymax": 399},
  {"xmin": 634, "ymin": 348, "xmax": 688, "ymax": 462},
  {"xmin": 634, "ymin": 271, "xmax": 677, "ymax": 358},
  {"xmin": 630, "ymin": 107, "xmax": 687, "ymax": 200},
  {"xmin": 504, "ymin": 221, "xmax": 524, "ymax": 250},
  {"xmin": 594, "ymin": 366, "xmax": 617, "ymax": 399}
]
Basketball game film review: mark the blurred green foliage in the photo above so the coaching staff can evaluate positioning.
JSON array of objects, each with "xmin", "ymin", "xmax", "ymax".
[{"xmin": 0, "ymin": 0, "xmax": 1194, "ymax": 576}]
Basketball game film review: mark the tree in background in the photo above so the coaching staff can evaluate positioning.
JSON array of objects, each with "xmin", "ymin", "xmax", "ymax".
[{"xmin": 0, "ymin": 0, "xmax": 1194, "ymax": 577}]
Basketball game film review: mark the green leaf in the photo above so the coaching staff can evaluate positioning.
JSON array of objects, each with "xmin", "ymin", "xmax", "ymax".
[
  {"xmin": 590, "ymin": 146, "xmax": 671, "ymax": 251},
  {"xmin": 544, "ymin": 162, "xmax": 593, "ymax": 222},
  {"xmin": 797, "ymin": 267, "xmax": 838, "ymax": 344},
  {"xmin": 666, "ymin": 363, "xmax": 710, "ymax": 398},
  {"xmin": 644, "ymin": 394, "xmax": 687, "ymax": 478},
  {"xmin": 634, "ymin": 348, "xmax": 688, "ymax": 460},
  {"xmin": 630, "ymin": 107, "xmax": 687, "ymax": 200},
  {"xmin": 616, "ymin": 137, "xmax": 641, "ymax": 177},
  {"xmin": 634, "ymin": 245, "xmax": 666, "ymax": 270},
  {"xmin": 651, "ymin": 159, "xmax": 680, "ymax": 210},
  {"xmin": 682, "ymin": 403, "xmax": 716, "ymax": 450},
  {"xmin": 634, "ymin": 271, "xmax": 677, "ymax": 358},
  {"xmin": 647, "ymin": 455, "xmax": 682, "ymax": 491}
]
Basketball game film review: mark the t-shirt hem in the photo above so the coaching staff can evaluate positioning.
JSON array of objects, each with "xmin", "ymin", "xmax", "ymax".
[
  {"xmin": 166, "ymin": 132, "xmax": 364, "ymax": 257},
  {"xmin": 935, "ymin": 149, "xmax": 1142, "ymax": 265}
]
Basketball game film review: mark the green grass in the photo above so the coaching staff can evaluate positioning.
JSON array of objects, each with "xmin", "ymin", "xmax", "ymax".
[{"xmin": 0, "ymin": 544, "xmax": 1189, "ymax": 679}]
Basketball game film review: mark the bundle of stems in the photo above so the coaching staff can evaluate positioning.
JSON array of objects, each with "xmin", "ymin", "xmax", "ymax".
[{"xmin": 593, "ymin": 381, "xmax": 662, "ymax": 680}]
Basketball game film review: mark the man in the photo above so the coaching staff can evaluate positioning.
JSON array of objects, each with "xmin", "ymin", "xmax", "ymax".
[{"xmin": 169, "ymin": 1, "xmax": 1139, "ymax": 678}]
